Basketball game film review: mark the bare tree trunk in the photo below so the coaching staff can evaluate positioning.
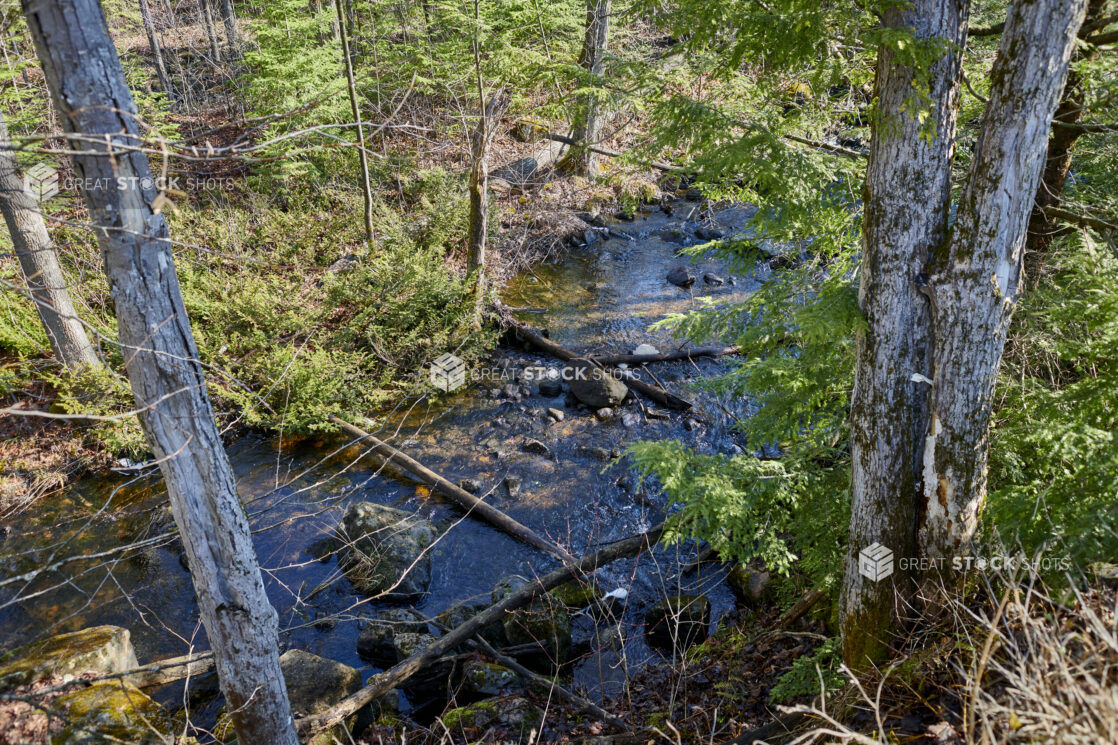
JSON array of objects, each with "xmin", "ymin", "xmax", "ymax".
[
  {"xmin": 335, "ymin": 0, "xmax": 373, "ymax": 247},
  {"xmin": 20, "ymin": 2, "xmax": 297, "ymax": 743},
  {"xmin": 220, "ymin": 0, "xmax": 239, "ymax": 59},
  {"xmin": 0, "ymin": 113, "xmax": 100, "ymax": 370},
  {"xmin": 920, "ymin": 0, "xmax": 1088, "ymax": 557},
  {"xmin": 201, "ymin": 0, "xmax": 223, "ymax": 67},
  {"xmin": 568, "ymin": 0, "xmax": 610, "ymax": 176},
  {"xmin": 1023, "ymin": 0, "xmax": 1108, "ymax": 286},
  {"xmin": 138, "ymin": 0, "xmax": 174, "ymax": 103},
  {"xmin": 839, "ymin": 0, "xmax": 967, "ymax": 669}
]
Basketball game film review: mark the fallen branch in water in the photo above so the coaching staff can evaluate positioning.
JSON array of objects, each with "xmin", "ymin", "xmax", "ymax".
[
  {"xmin": 296, "ymin": 524, "xmax": 665, "ymax": 738},
  {"xmin": 501, "ymin": 317, "xmax": 693, "ymax": 410},
  {"xmin": 328, "ymin": 415, "xmax": 574, "ymax": 564},
  {"xmin": 588, "ymin": 346, "xmax": 740, "ymax": 366}
]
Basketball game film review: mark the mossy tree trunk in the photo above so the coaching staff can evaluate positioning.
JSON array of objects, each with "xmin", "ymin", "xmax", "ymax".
[
  {"xmin": 920, "ymin": 0, "xmax": 1088, "ymax": 557},
  {"xmin": 0, "ymin": 112, "xmax": 101, "ymax": 371},
  {"xmin": 20, "ymin": 1, "xmax": 297, "ymax": 742},
  {"xmin": 840, "ymin": 0, "xmax": 968, "ymax": 670}
]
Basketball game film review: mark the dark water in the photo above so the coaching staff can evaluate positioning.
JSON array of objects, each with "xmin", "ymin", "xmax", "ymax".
[{"xmin": 0, "ymin": 202, "xmax": 771, "ymax": 713}]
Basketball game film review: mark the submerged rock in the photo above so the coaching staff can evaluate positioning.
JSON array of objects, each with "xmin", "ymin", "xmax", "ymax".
[
  {"xmin": 538, "ymin": 378, "xmax": 563, "ymax": 397},
  {"xmin": 337, "ymin": 502, "xmax": 437, "ymax": 599},
  {"xmin": 521, "ymin": 438, "xmax": 552, "ymax": 456},
  {"xmin": 565, "ymin": 358, "xmax": 628, "ymax": 408},
  {"xmin": 645, "ymin": 595, "xmax": 711, "ymax": 653},
  {"xmin": 0, "ymin": 626, "xmax": 138, "ymax": 694},
  {"xmin": 51, "ymin": 681, "xmax": 171, "ymax": 745},
  {"xmin": 357, "ymin": 608, "xmax": 427, "ymax": 664}
]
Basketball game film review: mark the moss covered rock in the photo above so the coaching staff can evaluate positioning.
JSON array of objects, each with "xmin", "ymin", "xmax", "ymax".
[
  {"xmin": 441, "ymin": 696, "xmax": 543, "ymax": 736},
  {"xmin": 337, "ymin": 502, "xmax": 436, "ymax": 598},
  {"xmin": 460, "ymin": 660, "xmax": 523, "ymax": 697},
  {"xmin": 51, "ymin": 681, "xmax": 171, "ymax": 745},
  {"xmin": 436, "ymin": 598, "xmax": 507, "ymax": 647},
  {"xmin": 0, "ymin": 626, "xmax": 138, "ymax": 694},
  {"xmin": 551, "ymin": 578, "xmax": 603, "ymax": 610},
  {"xmin": 492, "ymin": 577, "xmax": 571, "ymax": 666},
  {"xmin": 727, "ymin": 565, "xmax": 773, "ymax": 607}
]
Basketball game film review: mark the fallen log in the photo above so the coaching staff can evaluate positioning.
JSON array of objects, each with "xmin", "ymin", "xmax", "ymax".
[
  {"xmin": 543, "ymin": 132, "xmax": 683, "ymax": 173},
  {"xmin": 588, "ymin": 346, "xmax": 739, "ymax": 366},
  {"xmin": 329, "ymin": 415, "xmax": 574, "ymax": 564},
  {"xmin": 504, "ymin": 319, "xmax": 693, "ymax": 410},
  {"xmin": 296, "ymin": 524, "xmax": 664, "ymax": 738}
]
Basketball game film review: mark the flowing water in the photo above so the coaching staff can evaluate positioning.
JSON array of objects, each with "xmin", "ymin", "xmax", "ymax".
[{"xmin": 0, "ymin": 201, "xmax": 775, "ymax": 717}]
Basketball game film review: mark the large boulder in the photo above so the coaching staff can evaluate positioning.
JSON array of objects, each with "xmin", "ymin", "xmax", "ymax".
[
  {"xmin": 51, "ymin": 681, "xmax": 171, "ymax": 745},
  {"xmin": 565, "ymin": 358, "xmax": 628, "ymax": 409},
  {"xmin": 337, "ymin": 502, "xmax": 437, "ymax": 599},
  {"xmin": 0, "ymin": 626, "xmax": 138, "ymax": 694},
  {"xmin": 460, "ymin": 660, "xmax": 524, "ymax": 697},
  {"xmin": 645, "ymin": 595, "xmax": 711, "ymax": 653}
]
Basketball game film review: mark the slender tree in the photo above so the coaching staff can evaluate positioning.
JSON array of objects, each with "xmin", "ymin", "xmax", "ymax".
[
  {"xmin": 220, "ymin": 0, "xmax": 239, "ymax": 59},
  {"xmin": 20, "ymin": 1, "xmax": 298, "ymax": 742},
  {"xmin": 568, "ymin": 0, "xmax": 610, "ymax": 175},
  {"xmin": 335, "ymin": 0, "xmax": 374, "ymax": 246},
  {"xmin": 1023, "ymin": 0, "xmax": 1110, "ymax": 284},
  {"xmin": 0, "ymin": 112, "xmax": 100, "ymax": 370},
  {"xmin": 138, "ymin": 0, "xmax": 175, "ymax": 104},
  {"xmin": 200, "ymin": 0, "xmax": 223, "ymax": 68},
  {"xmin": 840, "ymin": 0, "xmax": 968, "ymax": 668},
  {"xmin": 920, "ymin": 0, "xmax": 1088, "ymax": 557}
]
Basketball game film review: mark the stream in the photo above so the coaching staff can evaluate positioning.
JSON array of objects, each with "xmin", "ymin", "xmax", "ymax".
[{"xmin": 0, "ymin": 200, "xmax": 776, "ymax": 720}]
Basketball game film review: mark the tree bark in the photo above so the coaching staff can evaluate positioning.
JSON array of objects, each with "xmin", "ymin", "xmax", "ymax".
[
  {"xmin": 1023, "ymin": 0, "xmax": 1108, "ymax": 285},
  {"xmin": 219, "ymin": 0, "xmax": 239, "ymax": 59},
  {"xmin": 200, "ymin": 0, "xmax": 223, "ymax": 67},
  {"xmin": 20, "ymin": 2, "xmax": 297, "ymax": 743},
  {"xmin": 137, "ymin": 0, "xmax": 174, "ymax": 103},
  {"xmin": 840, "ymin": 0, "xmax": 967, "ymax": 669},
  {"xmin": 335, "ymin": 0, "xmax": 374, "ymax": 246},
  {"xmin": 921, "ymin": 0, "xmax": 1088, "ymax": 557},
  {"xmin": 568, "ymin": 0, "xmax": 610, "ymax": 176},
  {"xmin": 0, "ymin": 113, "xmax": 100, "ymax": 371}
]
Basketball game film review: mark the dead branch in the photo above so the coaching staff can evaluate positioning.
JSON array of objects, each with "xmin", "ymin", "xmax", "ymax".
[
  {"xmin": 296, "ymin": 524, "xmax": 664, "ymax": 738},
  {"xmin": 588, "ymin": 346, "xmax": 740, "ymax": 366},
  {"xmin": 328, "ymin": 415, "xmax": 575, "ymax": 563}
]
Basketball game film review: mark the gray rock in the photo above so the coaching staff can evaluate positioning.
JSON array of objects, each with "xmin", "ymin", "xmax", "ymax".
[
  {"xmin": 521, "ymin": 438, "xmax": 551, "ymax": 456},
  {"xmin": 546, "ymin": 407, "xmax": 565, "ymax": 422},
  {"xmin": 695, "ymin": 227, "xmax": 724, "ymax": 241},
  {"xmin": 595, "ymin": 407, "xmax": 614, "ymax": 421},
  {"xmin": 621, "ymin": 410, "xmax": 641, "ymax": 428},
  {"xmin": 460, "ymin": 660, "xmax": 523, "ymax": 697},
  {"xmin": 338, "ymin": 503, "xmax": 437, "ymax": 598},
  {"xmin": 565, "ymin": 358, "xmax": 628, "ymax": 408},
  {"xmin": 666, "ymin": 266, "xmax": 696, "ymax": 288},
  {"xmin": 703, "ymin": 273, "xmax": 725, "ymax": 286},
  {"xmin": 457, "ymin": 478, "xmax": 483, "ymax": 494},
  {"xmin": 645, "ymin": 595, "xmax": 711, "ymax": 652},
  {"xmin": 727, "ymin": 566, "xmax": 773, "ymax": 607},
  {"xmin": 503, "ymin": 474, "xmax": 522, "ymax": 496},
  {"xmin": 357, "ymin": 608, "xmax": 427, "ymax": 664},
  {"xmin": 280, "ymin": 649, "xmax": 361, "ymax": 717}
]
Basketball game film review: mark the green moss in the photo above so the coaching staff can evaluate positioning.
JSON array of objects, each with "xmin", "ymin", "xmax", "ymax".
[{"xmin": 51, "ymin": 681, "xmax": 171, "ymax": 745}]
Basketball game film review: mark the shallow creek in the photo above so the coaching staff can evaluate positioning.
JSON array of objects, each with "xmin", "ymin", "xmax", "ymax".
[{"xmin": 0, "ymin": 201, "xmax": 778, "ymax": 717}]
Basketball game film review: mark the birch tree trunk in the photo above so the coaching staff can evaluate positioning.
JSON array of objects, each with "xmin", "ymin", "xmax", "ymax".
[
  {"xmin": 568, "ymin": 0, "xmax": 610, "ymax": 176},
  {"xmin": 920, "ymin": 0, "xmax": 1088, "ymax": 557},
  {"xmin": 839, "ymin": 0, "xmax": 967, "ymax": 668},
  {"xmin": 0, "ymin": 113, "xmax": 100, "ymax": 371},
  {"xmin": 20, "ymin": 2, "xmax": 297, "ymax": 742},
  {"xmin": 138, "ymin": 0, "xmax": 174, "ymax": 103}
]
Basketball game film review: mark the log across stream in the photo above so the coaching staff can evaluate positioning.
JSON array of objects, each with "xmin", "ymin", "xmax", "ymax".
[{"xmin": 0, "ymin": 202, "xmax": 782, "ymax": 725}]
